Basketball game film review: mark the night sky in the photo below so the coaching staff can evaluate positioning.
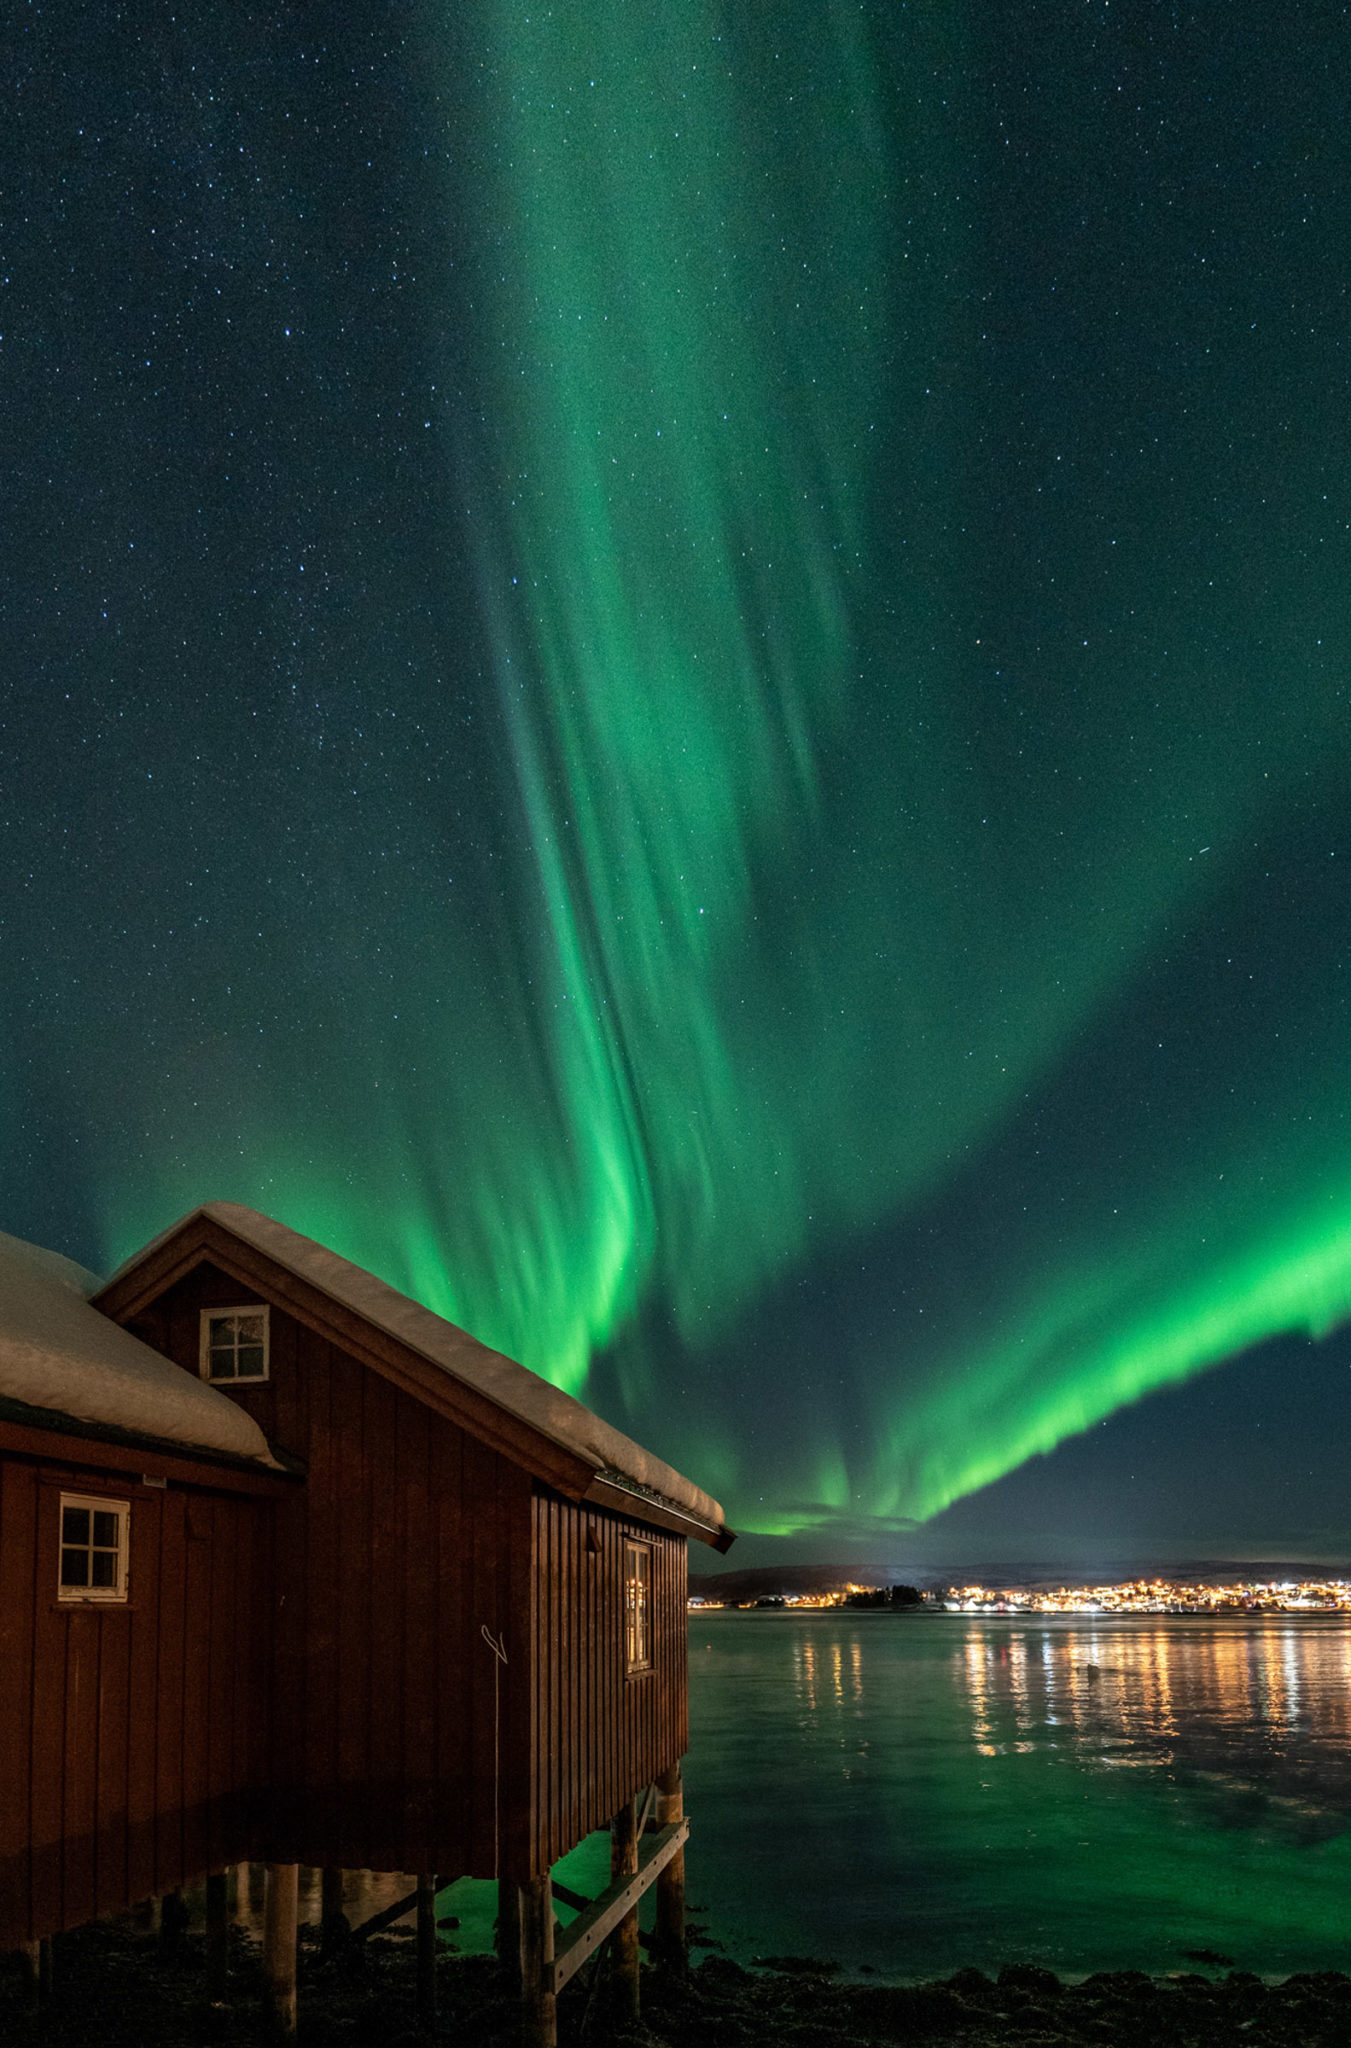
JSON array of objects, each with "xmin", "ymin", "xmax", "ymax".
[{"xmin": 6, "ymin": 2, "xmax": 1351, "ymax": 1572}]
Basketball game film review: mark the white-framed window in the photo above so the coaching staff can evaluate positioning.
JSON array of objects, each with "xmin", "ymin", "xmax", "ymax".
[
  {"xmin": 624, "ymin": 1539, "xmax": 652, "ymax": 1673},
  {"xmin": 199, "ymin": 1304, "xmax": 270, "ymax": 1383},
  {"xmin": 59, "ymin": 1493, "xmax": 130, "ymax": 1602}
]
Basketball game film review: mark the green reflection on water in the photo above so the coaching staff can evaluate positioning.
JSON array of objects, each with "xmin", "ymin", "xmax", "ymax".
[{"xmin": 682, "ymin": 1612, "xmax": 1351, "ymax": 1978}]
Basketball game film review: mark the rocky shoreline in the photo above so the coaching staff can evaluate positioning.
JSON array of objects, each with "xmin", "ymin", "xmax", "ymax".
[{"xmin": 6, "ymin": 1918, "xmax": 1351, "ymax": 2044}]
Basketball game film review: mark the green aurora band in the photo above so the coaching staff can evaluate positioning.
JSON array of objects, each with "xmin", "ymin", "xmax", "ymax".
[{"xmin": 56, "ymin": 3, "xmax": 1351, "ymax": 1536}]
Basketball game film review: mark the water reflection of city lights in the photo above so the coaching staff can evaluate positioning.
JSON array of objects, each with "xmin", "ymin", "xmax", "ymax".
[{"xmin": 942, "ymin": 1617, "xmax": 1351, "ymax": 1776}]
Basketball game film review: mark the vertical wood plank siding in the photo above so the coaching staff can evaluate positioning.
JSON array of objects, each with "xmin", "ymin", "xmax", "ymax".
[
  {"xmin": 530, "ymin": 1491, "xmax": 687, "ymax": 1873},
  {"xmin": 152, "ymin": 1263, "xmax": 534, "ymax": 1882},
  {"xmin": 0, "ymin": 1458, "xmax": 268, "ymax": 1949}
]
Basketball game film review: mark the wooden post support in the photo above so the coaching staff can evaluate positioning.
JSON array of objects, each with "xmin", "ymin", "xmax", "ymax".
[
  {"xmin": 497, "ymin": 1875, "xmax": 522, "ymax": 1988},
  {"xmin": 18, "ymin": 1940, "xmax": 40, "ymax": 2015},
  {"xmin": 320, "ymin": 1867, "xmax": 349, "ymax": 1959},
  {"xmin": 654, "ymin": 1762, "xmax": 686, "ymax": 1972},
  {"xmin": 263, "ymin": 1863, "xmax": 299, "ymax": 2036},
  {"xmin": 205, "ymin": 1871, "xmax": 230, "ymax": 1995},
  {"xmin": 517, "ymin": 1875, "xmax": 556, "ymax": 2048},
  {"xmin": 161, "ymin": 1889, "xmax": 189, "ymax": 1947},
  {"xmin": 610, "ymin": 1796, "xmax": 641, "ymax": 2022},
  {"xmin": 416, "ymin": 1874, "xmax": 438, "ymax": 2024}
]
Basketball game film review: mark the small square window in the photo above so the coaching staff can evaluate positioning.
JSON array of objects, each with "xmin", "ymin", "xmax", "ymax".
[
  {"xmin": 624, "ymin": 1540, "xmax": 652, "ymax": 1674},
  {"xmin": 200, "ymin": 1305, "xmax": 270, "ymax": 1383},
  {"xmin": 59, "ymin": 1493, "xmax": 129, "ymax": 1602}
]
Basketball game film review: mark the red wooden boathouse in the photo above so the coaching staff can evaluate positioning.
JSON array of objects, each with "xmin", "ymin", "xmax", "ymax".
[{"xmin": 0, "ymin": 1203, "xmax": 733, "ymax": 2037}]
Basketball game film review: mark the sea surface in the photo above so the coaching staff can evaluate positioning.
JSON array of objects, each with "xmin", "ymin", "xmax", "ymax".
[
  {"xmin": 243, "ymin": 1611, "xmax": 1351, "ymax": 1980},
  {"xmin": 677, "ymin": 1609, "xmax": 1351, "ymax": 1980}
]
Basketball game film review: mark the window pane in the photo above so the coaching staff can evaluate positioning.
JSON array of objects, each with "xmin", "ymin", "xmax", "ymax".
[
  {"xmin": 236, "ymin": 1345, "xmax": 265, "ymax": 1378},
  {"xmin": 61, "ymin": 1549, "xmax": 90, "ymax": 1587},
  {"xmin": 92, "ymin": 1510, "xmax": 119, "ymax": 1548},
  {"xmin": 237, "ymin": 1313, "xmax": 264, "ymax": 1343},
  {"xmin": 63, "ymin": 1506, "xmax": 90, "ymax": 1544},
  {"xmin": 91, "ymin": 1551, "xmax": 117, "ymax": 1589},
  {"xmin": 624, "ymin": 1544, "xmax": 651, "ymax": 1668},
  {"xmin": 209, "ymin": 1347, "xmax": 236, "ymax": 1380}
]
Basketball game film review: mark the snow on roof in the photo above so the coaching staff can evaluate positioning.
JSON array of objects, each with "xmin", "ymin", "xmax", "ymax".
[
  {"xmin": 111, "ymin": 1202, "xmax": 728, "ymax": 1534},
  {"xmin": 0, "ymin": 1228, "xmax": 278, "ymax": 1467}
]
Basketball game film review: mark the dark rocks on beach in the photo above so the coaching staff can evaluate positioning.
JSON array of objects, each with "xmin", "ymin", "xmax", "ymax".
[
  {"xmin": 998, "ymin": 1963, "xmax": 1063, "ymax": 1999},
  {"xmin": 6, "ymin": 1918, "xmax": 1351, "ymax": 2046}
]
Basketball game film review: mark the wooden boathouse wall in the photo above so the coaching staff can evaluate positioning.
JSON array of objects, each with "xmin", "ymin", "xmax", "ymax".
[
  {"xmin": 133, "ymin": 1258, "xmax": 537, "ymax": 1881},
  {"xmin": 124, "ymin": 1254, "xmax": 693, "ymax": 1886},
  {"xmin": 0, "ymin": 1447, "xmax": 271, "ymax": 1950},
  {"xmin": 531, "ymin": 1491, "xmax": 687, "ymax": 1873}
]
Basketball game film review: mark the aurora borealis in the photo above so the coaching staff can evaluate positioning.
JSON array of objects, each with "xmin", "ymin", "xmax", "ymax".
[{"xmin": 6, "ymin": 2, "xmax": 1351, "ymax": 1562}]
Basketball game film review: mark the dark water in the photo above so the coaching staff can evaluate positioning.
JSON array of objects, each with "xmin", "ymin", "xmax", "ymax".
[{"xmin": 680, "ymin": 1611, "xmax": 1351, "ymax": 1979}]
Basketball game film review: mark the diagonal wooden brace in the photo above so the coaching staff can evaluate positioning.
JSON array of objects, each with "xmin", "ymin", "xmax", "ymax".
[{"xmin": 546, "ymin": 1818, "xmax": 689, "ymax": 1996}]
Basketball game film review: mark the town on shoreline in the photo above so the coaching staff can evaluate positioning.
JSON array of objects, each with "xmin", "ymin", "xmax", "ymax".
[{"xmin": 690, "ymin": 1575, "xmax": 1351, "ymax": 1615}]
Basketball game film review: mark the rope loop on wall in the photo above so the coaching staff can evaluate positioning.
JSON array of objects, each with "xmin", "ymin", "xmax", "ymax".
[{"xmin": 481, "ymin": 1625, "xmax": 508, "ymax": 1876}]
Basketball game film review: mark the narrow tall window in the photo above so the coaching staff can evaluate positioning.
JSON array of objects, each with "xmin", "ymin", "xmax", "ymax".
[
  {"xmin": 200, "ymin": 1305, "xmax": 270, "ymax": 1382},
  {"xmin": 58, "ymin": 1493, "xmax": 130, "ymax": 1602},
  {"xmin": 624, "ymin": 1540, "xmax": 652, "ymax": 1673}
]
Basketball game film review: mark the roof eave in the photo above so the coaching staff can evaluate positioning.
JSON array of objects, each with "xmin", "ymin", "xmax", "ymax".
[
  {"xmin": 0, "ymin": 1392, "xmax": 301, "ymax": 1495},
  {"xmin": 582, "ymin": 1472, "xmax": 736, "ymax": 1551}
]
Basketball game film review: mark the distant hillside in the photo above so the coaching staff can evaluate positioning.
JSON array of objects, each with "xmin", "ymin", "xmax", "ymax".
[{"xmin": 687, "ymin": 1562, "xmax": 883, "ymax": 1603}]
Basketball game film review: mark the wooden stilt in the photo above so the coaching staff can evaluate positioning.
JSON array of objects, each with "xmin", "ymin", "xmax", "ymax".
[
  {"xmin": 205, "ymin": 1871, "xmax": 230, "ymax": 1995},
  {"xmin": 654, "ymin": 1762, "xmax": 686, "ymax": 1973},
  {"xmin": 517, "ymin": 1875, "xmax": 556, "ymax": 2048},
  {"xmin": 496, "ymin": 1875, "xmax": 521, "ymax": 1987},
  {"xmin": 610, "ymin": 1796, "xmax": 640, "ymax": 2022},
  {"xmin": 18, "ymin": 1940, "xmax": 40, "ymax": 2015},
  {"xmin": 416, "ymin": 1873, "xmax": 438, "ymax": 2024},
  {"xmin": 161, "ymin": 1890, "xmax": 189, "ymax": 1947},
  {"xmin": 263, "ymin": 1862, "xmax": 299, "ymax": 2036},
  {"xmin": 320, "ymin": 1866, "xmax": 349, "ymax": 1958}
]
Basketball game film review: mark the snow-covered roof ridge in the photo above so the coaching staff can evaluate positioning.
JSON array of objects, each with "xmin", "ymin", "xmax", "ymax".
[
  {"xmin": 0, "ymin": 1228, "xmax": 279, "ymax": 1468},
  {"xmin": 110, "ymin": 1202, "xmax": 727, "ymax": 1534}
]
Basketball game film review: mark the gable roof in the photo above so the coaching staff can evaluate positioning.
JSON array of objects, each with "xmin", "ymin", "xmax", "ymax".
[
  {"xmin": 0, "ymin": 1227, "xmax": 280, "ymax": 1469},
  {"xmin": 96, "ymin": 1202, "xmax": 732, "ymax": 1547}
]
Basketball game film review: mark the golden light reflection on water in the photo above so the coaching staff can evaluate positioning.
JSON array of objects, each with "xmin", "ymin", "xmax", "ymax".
[
  {"xmin": 793, "ymin": 1632, "xmax": 867, "ymax": 1716},
  {"xmin": 948, "ymin": 1620, "xmax": 1351, "ymax": 1775},
  {"xmin": 785, "ymin": 1618, "xmax": 1351, "ymax": 1815},
  {"xmin": 787, "ymin": 1630, "xmax": 871, "ymax": 1786},
  {"xmin": 965, "ymin": 1633, "xmax": 997, "ymax": 1758},
  {"xmin": 795, "ymin": 1632, "xmax": 818, "ymax": 1712}
]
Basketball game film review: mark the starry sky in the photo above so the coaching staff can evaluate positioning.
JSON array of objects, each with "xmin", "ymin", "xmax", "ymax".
[{"xmin": 6, "ymin": 1, "xmax": 1351, "ymax": 1572}]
